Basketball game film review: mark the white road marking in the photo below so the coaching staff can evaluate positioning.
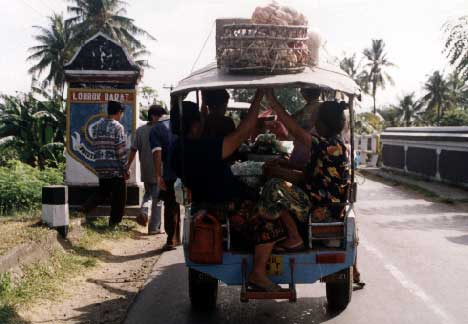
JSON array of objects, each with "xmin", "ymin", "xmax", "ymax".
[{"xmin": 361, "ymin": 237, "xmax": 456, "ymax": 324}]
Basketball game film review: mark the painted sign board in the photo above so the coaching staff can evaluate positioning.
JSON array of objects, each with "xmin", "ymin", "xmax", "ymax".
[{"xmin": 66, "ymin": 88, "xmax": 136, "ymax": 174}]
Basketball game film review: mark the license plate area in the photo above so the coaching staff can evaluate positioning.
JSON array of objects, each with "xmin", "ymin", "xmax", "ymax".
[{"xmin": 266, "ymin": 256, "xmax": 283, "ymax": 276}]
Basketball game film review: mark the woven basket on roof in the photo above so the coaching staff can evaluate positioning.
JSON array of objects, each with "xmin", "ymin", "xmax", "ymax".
[{"xmin": 217, "ymin": 24, "xmax": 309, "ymax": 75}]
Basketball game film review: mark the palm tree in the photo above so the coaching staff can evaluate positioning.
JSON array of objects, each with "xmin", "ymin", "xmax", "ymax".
[
  {"xmin": 392, "ymin": 93, "xmax": 422, "ymax": 127},
  {"xmin": 361, "ymin": 39, "xmax": 396, "ymax": 114},
  {"xmin": 447, "ymin": 71, "xmax": 468, "ymax": 110},
  {"xmin": 422, "ymin": 71, "xmax": 454, "ymax": 124},
  {"xmin": 0, "ymin": 92, "xmax": 65, "ymax": 168},
  {"xmin": 27, "ymin": 14, "xmax": 72, "ymax": 92},
  {"xmin": 340, "ymin": 54, "xmax": 361, "ymax": 80},
  {"xmin": 378, "ymin": 107, "xmax": 401, "ymax": 128},
  {"xmin": 66, "ymin": 0, "xmax": 155, "ymax": 52},
  {"xmin": 444, "ymin": 15, "xmax": 468, "ymax": 81}
]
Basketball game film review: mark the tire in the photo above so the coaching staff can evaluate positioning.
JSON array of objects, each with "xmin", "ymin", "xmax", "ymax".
[
  {"xmin": 57, "ymin": 226, "xmax": 69, "ymax": 239},
  {"xmin": 188, "ymin": 268, "xmax": 218, "ymax": 311},
  {"xmin": 326, "ymin": 266, "xmax": 352, "ymax": 312}
]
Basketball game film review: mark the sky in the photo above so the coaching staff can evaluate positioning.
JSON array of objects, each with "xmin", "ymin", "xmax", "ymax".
[{"xmin": 0, "ymin": 0, "xmax": 466, "ymax": 111}]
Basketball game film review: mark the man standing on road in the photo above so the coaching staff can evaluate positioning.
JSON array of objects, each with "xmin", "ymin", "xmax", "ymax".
[
  {"xmin": 127, "ymin": 105, "xmax": 167, "ymax": 235},
  {"xmin": 153, "ymin": 115, "xmax": 181, "ymax": 248},
  {"xmin": 81, "ymin": 100, "xmax": 129, "ymax": 227}
]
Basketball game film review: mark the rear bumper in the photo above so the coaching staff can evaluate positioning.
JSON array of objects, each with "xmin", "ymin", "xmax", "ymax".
[
  {"xmin": 184, "ymin": 244, "xmax": 356, "ymax": 285},
  {"xmin": 184, "ymin": 209, "xmax": 357, "ymax": 285}
]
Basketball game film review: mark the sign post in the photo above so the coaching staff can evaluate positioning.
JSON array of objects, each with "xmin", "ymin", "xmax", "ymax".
[{"xmin": 64, "ymin": 33, "xmax": 142, "ymax": 211}]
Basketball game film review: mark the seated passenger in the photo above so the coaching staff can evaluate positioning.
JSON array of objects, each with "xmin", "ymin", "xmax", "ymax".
[
  {"xmin": 202, "ymin": 89, "xmax": 236, "ymax": 138},
  {"xmin": 171, "ymin": 91, "xmax": 288, "ymax": 292},
  {"xmin": 289, "ymin": 87, "xmax": 321, "ymax": 169},
  {"xmin": 260, "ymin": 90, "xmax": 350, "ymax": 251}
]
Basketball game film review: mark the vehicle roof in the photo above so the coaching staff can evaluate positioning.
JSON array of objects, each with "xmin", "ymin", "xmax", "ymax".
[{"xmin": 171, "ymin": 62, "xmax": 361, "ymax": 96}]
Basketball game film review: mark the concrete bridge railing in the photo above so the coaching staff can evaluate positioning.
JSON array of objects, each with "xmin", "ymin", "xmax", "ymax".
[{"xmin": 380, "ymin": 126, "xmax": 468, "ymax": 188}]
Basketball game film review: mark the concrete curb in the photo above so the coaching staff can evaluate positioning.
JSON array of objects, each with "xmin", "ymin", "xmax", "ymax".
[
  {"xmin": 359, "ymin": 167, "xmax": 468, "ymax": 202},
  {"xmin": 0, "ymin": 218, "xmax": 83, "ymax": 274}
]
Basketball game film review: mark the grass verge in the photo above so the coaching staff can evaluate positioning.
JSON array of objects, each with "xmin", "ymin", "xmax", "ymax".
[
  {"xmin": 0, "ymin": 250, "xmax": 95, "ymax": 324},
  {"xmin": 0, "ymin": 217, "xmax": 139, "ymax": 324}
]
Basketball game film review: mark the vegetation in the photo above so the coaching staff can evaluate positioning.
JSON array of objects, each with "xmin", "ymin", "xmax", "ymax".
[
  {"xmin": 0, "ymin": 215, "xmax": 139, "ymax": 323},
  {"xmin": 139, "ymin": 86, "xmax": 166, "ymax": 120},
  {"xmin": 360, "ymin": 39, "xmax": 396, "ymax": 114},
  {"xmin": 66, "ymin": 0, "xmax": 155, "ymax": 53},
  {"xmin": 0, "ymin": 161, "xmax": 63, "ymax": 215},
  {"xmin": 28, "ymin": 14, "xmax": 73, "ymax": 92},
  {"xmin": 444, "ymin": 15, "xmax": 468, "ymax": 81},
  {"xmin": 341, "ymin": 29, "xmax": 467, "ymax": 127},
  {"xmin": 0, "ymin": 250, "xmax": 95, "ymax": 322},
  {"xmin": 355, "ymin": 112, "xmax": 384, "ymax": 134},
  {"xmin": 391, "ymin": 93, "xmax": 423, "ymax": 127},
  {"xmin": 438, "ymin": 109, "xmax": 468, "ymax": 126},
  {"xmin": 0, "ymin": 91, "xmax": 65, "ymax": 168},
  {"xmin": 421, "ymin": 71, "xmax": 454, "ymax": 123},
  {"xmin": 231, "ymin": 88, "xmax": 306, "ymax": 114}
]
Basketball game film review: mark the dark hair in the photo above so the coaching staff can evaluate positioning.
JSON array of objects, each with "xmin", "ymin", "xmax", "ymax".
[
  {"xmin": 202, "ymin": 89, "xmax": 230, "ymax": 111},
  {"xmin": 148, "ymin": 105, "xmax": 167, "ymax": 121},
  {"xmin": 301, "ymin": 88, "xmax": 321, "ymax": 101},
  {"xmin": 107, "ymin": 101, "xmax": 124, "ymax": 115},
  {"xmin": 317, "ymin": 101, "xmax": 347, "ymax": 136},
  {"xmin": 170, "ymin": 101, "xmax": 200, "ymax": 136}
]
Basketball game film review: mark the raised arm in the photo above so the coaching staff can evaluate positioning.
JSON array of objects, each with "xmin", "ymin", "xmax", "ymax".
[
  {"xmin": 222, "ymin": 89, "xmax": 263, "ymax": 159},
  {"xmin": 265, "ymin": 90, "xmax": 312, "ymax": 149}
]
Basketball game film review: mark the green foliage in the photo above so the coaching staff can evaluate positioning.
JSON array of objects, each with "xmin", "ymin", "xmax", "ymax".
[
  {"xmin": 391, "ymin": 93, "xmax": 423, "ymax": 127},
  {"xmin": 0, "ymin": 273, "xmax": 12, "ymax": 298},
  {"xmin": 438, "ymin": 109, "xmax": 468, "ymax": 126},
  {"xmin": 378, "ymin": 107, "xmax": 402, "ymax": 128},
  {"xmin": 231, "ymin": 88, "xmax": 306, "ymax": 114},
  {"xmin": 0, "ymin": 161, "xmax": 63, "ymax": 215},
  {"xmin": 355, "ymin": 112, "xmax": 384, "ymax": 134},
  {"xmin": 138, "ymin": 86, "xmax": 166, "ymax": 120},
  {"xmin": 361, "ymin": 39, "xmax": 396, "ymax": 114},
  {"xmin": 421, "ymin": 71, "xmax": 455, "ymax": 124},
  {"xmin": 0, "ymin": 250, "xmax": 95, "ymax": 314},
  {"xmin": 66, "ymin": 0, "xmax": 155, "ymax": 57},
  {"xmin": 444, "ymin": 15, "xmax": 468, "ymax": 81},
  {"xmin": 28, "ymin": 14, "xmax": 73, "ymax": 91},
  {"xmin": 339, "ymin": 53, "xmax": 367, "ymax": 89},
  {"xmin": 0, "ymin": 91, "xmax": 65, "ymax": 168}
]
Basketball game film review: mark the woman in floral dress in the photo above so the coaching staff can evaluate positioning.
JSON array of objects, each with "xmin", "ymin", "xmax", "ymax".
[{"xmin": 259, "ymin": 90, "xmax": 350, "ymax": 251}]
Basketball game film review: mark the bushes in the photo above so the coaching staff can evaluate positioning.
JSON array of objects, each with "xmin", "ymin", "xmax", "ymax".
[
  {"xmin": 438, "ymin": 110, "xmax": 468, "ymax": 126},
  {"xmin": 355, "ymin": 112, "xmax": 384, "ymax": 134},
  {"xmin": 0, "ymin": 161, "xmax": 63, "ymax": 215}
]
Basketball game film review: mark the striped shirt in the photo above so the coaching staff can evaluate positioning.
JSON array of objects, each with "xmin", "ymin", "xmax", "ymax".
[{"xmin": 92, "ymin": 118, "xmax": 128, "ymax": 179}]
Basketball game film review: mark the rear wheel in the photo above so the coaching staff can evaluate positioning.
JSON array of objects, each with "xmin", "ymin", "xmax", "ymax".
[
  {"xmin": 326, "ymin": 266, "xmax": 352, "ymax": 312},
  {"xmin": 188, "ymin": 268, "xmax": 218, "ymax": 310}
]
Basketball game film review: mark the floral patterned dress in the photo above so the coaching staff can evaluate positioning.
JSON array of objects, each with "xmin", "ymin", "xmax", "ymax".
[
  {"xmin": 258, "ymin": 134, "xmax": 350, "ymax": 224},
  {"xmin": 304, "ymin": 134, "xmax": 350, "ymax": 222}
]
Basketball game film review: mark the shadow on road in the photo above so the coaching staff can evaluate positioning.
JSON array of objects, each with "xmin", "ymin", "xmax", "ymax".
[
  {"xmin": 57, "ymin": 237, "xmax": 165, "ymax": 264},
  {"xmin": 0, "ymin": 305, "xmax": 31, "ymax": 324},
  {"xmin": 125, "ymin": 261, "xmax": 345, "ymax": 324},
  {"xmin": 446, "ymin": 234, "xmax": 468, "ymax": 246},
  {"xmin": 376, "ymin": 214, "xmax": 468, "ymax": 245}
]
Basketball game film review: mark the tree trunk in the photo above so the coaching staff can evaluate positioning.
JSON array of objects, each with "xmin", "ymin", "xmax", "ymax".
[
  {"xmin": 372, "ymin": 92, "xmax": 377, "ymax": 115},
  {"xmin": 437, "ymin": 105, "xmax": 441, "ymax": 125},
  {"xmin": 372, "ymin": 81, "xmax": 377, "ymax": 114}
]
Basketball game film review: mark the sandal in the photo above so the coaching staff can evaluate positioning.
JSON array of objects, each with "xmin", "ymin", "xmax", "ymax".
[
  {"xmin": 274, "ymin": 241, "xmax": 305, "ymax": 253},
  {"xmin": 353, "ymin": 281, "xmax": 366, "ymax": 290},
  {"xmin": 248, "ymin": 281, "xmax": 285, "ymax": 292}
]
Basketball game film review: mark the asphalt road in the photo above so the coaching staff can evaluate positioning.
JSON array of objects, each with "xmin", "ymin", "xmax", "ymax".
[{"xmin": 125, "ymin": 177, "xmax": 468, "ymax": 324}]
